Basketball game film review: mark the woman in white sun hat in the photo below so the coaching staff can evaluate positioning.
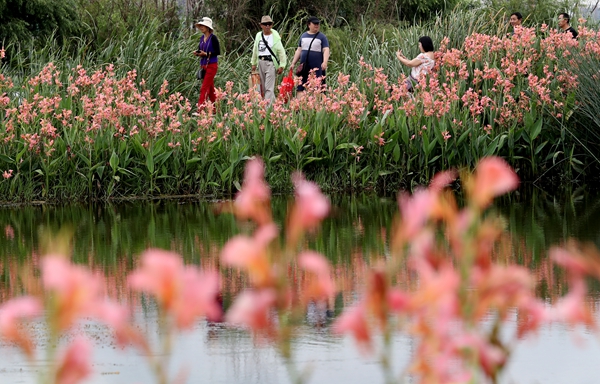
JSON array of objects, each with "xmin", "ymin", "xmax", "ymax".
[{"xmin": 193, "ymin": 17, "xmax": 221, "ymax": 111}]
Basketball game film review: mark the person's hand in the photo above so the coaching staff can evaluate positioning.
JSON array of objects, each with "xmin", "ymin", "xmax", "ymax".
[
  {"xmin": 277, "ymin": 67, "xmax": 284, "ymax": 75},
  {"xmin": 193, "ymin": 50, "xmax": 201, "ymax": 56},
  {"xmin": 252, "ymin": 65, "xmax": 257, "ymax": 72},
  {"xmin": 321, "ymin": 61, "xmax": 328, "ymax": 70},
  {"xmin": 396, "ymin": 50, "xmax": 406, "ymax": 61}
]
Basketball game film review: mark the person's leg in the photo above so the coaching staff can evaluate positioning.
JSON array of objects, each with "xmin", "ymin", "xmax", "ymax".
[
  {"xmin": 206, "ymin": 63, "xmax": 218, "ymax": 104},
  {"xmin": 297, "ymin": 72, "xmax": 308, "ymax": 92},
  {"xmin": 198, "ymin": 63, "xmax": 218, "ymax": 108},
  {"xmin": 263, "ymin": 61, "xmax": 276, "ymax": 103},
  {"xmin": 405, "ymin": 75, "xmax": 414, "ymax": 93},
  {"xmin": 258, "ymin": 60, "xmax": 267, "ymax": 97},
  {"xmin": 198, "ymin": 76, "xmax": 207, "ymax": 107}
]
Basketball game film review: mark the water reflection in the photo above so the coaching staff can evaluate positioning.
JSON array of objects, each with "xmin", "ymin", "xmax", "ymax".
[{"xmin": 1, "ymin": 193, "xmax": 600, "ymax": 383}]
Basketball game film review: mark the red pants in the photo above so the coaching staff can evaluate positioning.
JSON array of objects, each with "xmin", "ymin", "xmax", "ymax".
[{"xmin": 198, "ymin": 63, "xmax": 218, "ymax": 109}]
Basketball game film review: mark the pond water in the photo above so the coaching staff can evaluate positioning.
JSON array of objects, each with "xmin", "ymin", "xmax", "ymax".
[{"xmin": 1, "ymin": 192, "xmax": 600, "ymax": 384}]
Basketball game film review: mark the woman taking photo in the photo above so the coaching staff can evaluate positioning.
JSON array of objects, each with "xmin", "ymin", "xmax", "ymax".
[
  {"xmin": 396, "ymin": 36, "xmax": 435, "ymax": 92},
  {"xmin": 194, "ymin": 17, "xmax": 221, "ymax": 110}
]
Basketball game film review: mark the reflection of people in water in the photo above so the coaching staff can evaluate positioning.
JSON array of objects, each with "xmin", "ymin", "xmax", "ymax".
[
  {"xmin": 206, "ymin": 321, "xmax": 226, "ymax": 341},
  {"xmin": 306, "ymin": 298, "xmax": 335, "ymax": 327},
  {"xmin": 206, "ymin": 291, "xmax": 225, "ymax": 341}
]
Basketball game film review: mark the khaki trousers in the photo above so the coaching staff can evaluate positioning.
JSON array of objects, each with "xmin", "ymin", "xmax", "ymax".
[{"xmin": 258, "ymin": 60, "xmax": 276, "ymax": 103}]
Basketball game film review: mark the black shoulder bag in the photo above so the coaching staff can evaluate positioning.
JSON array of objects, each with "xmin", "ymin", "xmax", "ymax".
[
  {"xmin": 295, "ymin": 32, "xmax": 319, "ymax": 76},
  {"xmin": 261, "ymin": 33, "xmax": 279, "ymax": 67}
]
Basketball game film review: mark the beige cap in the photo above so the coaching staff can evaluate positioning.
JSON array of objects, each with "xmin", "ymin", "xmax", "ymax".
[{"xmin": 260, "ymin": 15, "xmax": 273, "ymax": 24}]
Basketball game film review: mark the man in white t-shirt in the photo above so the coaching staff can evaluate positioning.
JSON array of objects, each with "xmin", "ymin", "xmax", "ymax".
[{"xmin": 251, "ymin": 15, "xmax": 287, "ymax": 103}]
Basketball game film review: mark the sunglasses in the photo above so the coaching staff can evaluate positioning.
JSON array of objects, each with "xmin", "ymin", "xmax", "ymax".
[{"xmin": 261, "ymin": 23, "xmax": 273, "ymax": 26}]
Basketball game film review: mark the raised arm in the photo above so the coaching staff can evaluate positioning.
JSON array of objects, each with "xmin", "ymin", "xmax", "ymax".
[{"xmin": 396, "ymin": 50, "xmax": 423, "ymax": 68}]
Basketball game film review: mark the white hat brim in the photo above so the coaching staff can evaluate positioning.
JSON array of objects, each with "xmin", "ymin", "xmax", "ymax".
[{"xmin": 195, "ymin": 22, "xmax": 213, "ymax": 30}]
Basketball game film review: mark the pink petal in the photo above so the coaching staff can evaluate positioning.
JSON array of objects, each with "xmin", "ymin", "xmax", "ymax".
[
  {"xmin": 289, "ymin": 172, "xmax": 330, "ymax": 237},
  {"xmin": 299, "ymin": 251, "xmax": 335, "ymax": 300},
  {"xmin": 430, "ymin": 169, "xmax": 458, "ymax": 191},
  {"xmin": 234, "ymin": 158, "xmax": 271, "ymax": 223},
  {"xmin": 298, "ymin": 251, "xmax": 331, "ymax": 276},
  {"xmin": 55, "ymin": 337, "xmax": 92, "ymax": 384},
  {"xmin": 226, "ymin": 289, "xmax": 276, "ymax": 331},
  {"xmin": 128, "ymin": 249, "xmax": 183, "ymax": 309},
  {"xmin": 0, "ymin": 296, "xmax": 43, "ymax": 357},
  {"xmin": 398, "ymin": 189, "xmax": 436, "ymax": 239},
  {"xmin": 388, "ymin": 289, "xmax": 410, "ymax": 312},
  {"xmin": 550, "ymin": 246, "xmax": 588, "ymax": 276},
  {"xmin": 0, "ymin": 297, "xmax": 43, "ymax": 330},
  {"xmin": 472, "ymin": 157, "xmax": 519, "ymax": 208},
  {"xmin": 175, "ymin": 269, "xmax": 222, "ymax": 329},
  {"xmin": 221, "ymin": 236, "xmax": 257, "ymax": 268},
  {"xmin": 332, "ymin": 304, "xmax": 372, "ymax": 353}
]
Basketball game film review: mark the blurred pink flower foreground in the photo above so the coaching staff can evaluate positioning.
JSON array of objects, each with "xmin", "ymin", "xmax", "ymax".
[{"xmin": 129, "ymin": 248, "xmax": 222, "ymax": 328}]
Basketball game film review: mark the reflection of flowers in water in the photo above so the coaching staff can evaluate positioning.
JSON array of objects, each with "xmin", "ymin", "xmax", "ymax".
[
  {"xmin": 3, "ymin": 157, "xmax": 600, "ymax": 383},
  {"xmin": 4, "ymin": 224, "xmax": 14, "ymax": 239},
  {"xmin": 0, "ymin": 223, "xmax": 597, "ymax": 312}
]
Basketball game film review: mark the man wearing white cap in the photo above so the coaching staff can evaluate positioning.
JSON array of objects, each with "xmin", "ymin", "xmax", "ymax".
[{"xmin": 251, "ymin": 15, "xmax": 287, "ymax": 103}]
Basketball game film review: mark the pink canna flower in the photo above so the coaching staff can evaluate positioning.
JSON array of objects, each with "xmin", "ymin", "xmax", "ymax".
[
  {"xmin": 298, "ymin": 251, "xmax": 335, "ymax": 302},
  {"xmin": 549, "ymin": 243, "xmax": 600, "ymax": 280},
  {"xmin": 226, "ymin": 289, "xmax": 277, "ymax": 333},
  {"xmin": 42, "ymin": 256, "xmax": 104, "ymax": 331},
  {"xmin": 551, "ymin": 246, "xmax": 590, "ymax": 276},
  {"xmin": 129, "ymin": 249, "xmax": 221, "ymax": 329},
  {"xmin": 55, "ymin": 337, "xmax": 92, "ymax": 384},
  {"xmin": 407, "ymin": 261, "xmax": 460, "ymax": 334},
  {"xmin": 516, "ymin": 296, "xmax": 549, "ymax": 338},
  {"xmin": 387, "ymin": 288, "xmax": 411, "ymax": 313},
  {"xmin": 472, "ymin": 265, "xmax": 535, "ymax": 319},
  {"xmin": 175, "ymin": 269, "xmax": 222, "ymax": 328},
  {"xmin": 429, "ymin": 170, "xmax": 457, "ymax": 192},
  {"xmin": 2, "ymin": 169, "xmax": 13, "ymax": 179},
  {"xmin": 364, "ymin": 267, "xmax": 392, "ymax": 327},
  {"xmin": 469, "ymin": 157, "xmax": 519, "ymax": 209},
  {"xmin": 234, "ymin": 158, "xmax": 272, "ymax": 225},
  {"xmin": 549, "ymin": 279, "xmax": 597, "ymax": 329},
  {"xmin": 452, "ymin": 333, "xmax": 507, "ymax": 379},
  {"xmin": 394, "ymin": 189, "xmax": 436, "ymax": 244},
  {"xmin": 92, "ymin": 302, "xmax": 147, "ymax": 350},
  {"xmin": 221, "ymin": 223, "xmax": 278, "ymax": 287},
  {"xmin": 128, "ymin": 249, "xmax": 183, "ymax": 312},
  {"xmin": 0, "ymin": 296, "xmax": 43, "ymax": 358},
  {"xmin": 333, "ymin": 304, "xmax": 372, "ymax": 353},
  {"xmin": 287, "ymin": 172, "xmax": 330, "ymax": 244}
]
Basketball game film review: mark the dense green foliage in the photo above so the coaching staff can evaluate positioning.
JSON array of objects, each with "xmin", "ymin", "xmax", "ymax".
[
  {"xmin": 74, "ymin": 0, "xmax": 181, "ymax": 44},
  {"xmin": 1, "ymin": 9, "xmax": 599, "ymax": 202},
  {"xmin": 0, "ymin": 0, "xmax": 82, "ymax": 48},
  {"xmin": 0, "ymin": 0, "xmax": 584, "ymax": 53}
]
